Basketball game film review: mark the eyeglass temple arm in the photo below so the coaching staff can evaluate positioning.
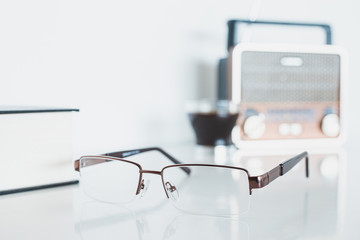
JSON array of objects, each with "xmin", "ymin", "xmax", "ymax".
[{"xmin": 248, "ymin": 151, "xmax": 309, "ymax": 194}]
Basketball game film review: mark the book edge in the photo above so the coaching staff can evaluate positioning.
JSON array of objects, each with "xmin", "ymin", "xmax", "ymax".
[
  {"xmin": 0, "ymin": 180, "xmax": 79, "ymax": 196},
  {"xmin": 0, "ymin": 109, "xmax": 79, "ymax": 114}
]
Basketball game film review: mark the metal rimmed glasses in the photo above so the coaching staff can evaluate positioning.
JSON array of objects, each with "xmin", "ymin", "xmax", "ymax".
[{"xmin": 74, "ymin": 147, "xmax": 309, "ymax": 216}]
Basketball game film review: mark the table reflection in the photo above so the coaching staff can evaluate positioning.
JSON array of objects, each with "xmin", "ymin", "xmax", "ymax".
[
  {"xmin": 75, "ymin": 202, "xmax": 145, "ymax": 240},
  {"xmin": 163, "ymin": 214, "xmax": 249, "ymax": 240},
  {"xmin": 74, "ymin": 201, "xmax": 250, "ymax": 240}
]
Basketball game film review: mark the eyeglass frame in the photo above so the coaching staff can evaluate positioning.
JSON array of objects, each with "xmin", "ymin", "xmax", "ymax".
[{"xmin": 74, "ymin": 147, "xmax": 309, "ymax": 198}]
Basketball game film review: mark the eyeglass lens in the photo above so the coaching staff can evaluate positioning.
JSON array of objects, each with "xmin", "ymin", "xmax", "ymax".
[
  {"xmin": 80, "ymin": 157, "xmax": 141, "ymax": 204},
  {"xmin": 162, "ymin": 166, "xmax": 250, "ymax": 215}
]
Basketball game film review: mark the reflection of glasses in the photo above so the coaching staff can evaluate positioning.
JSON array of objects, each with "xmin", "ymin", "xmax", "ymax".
[{"xmin": 74, "ymin": 147, "xmax": 309, "ymax": 216}]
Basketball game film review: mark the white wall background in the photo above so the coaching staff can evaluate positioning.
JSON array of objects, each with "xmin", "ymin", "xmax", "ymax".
[{"xmin": 0, "ymin": 0, "xmax": 359, "ymax": 156}]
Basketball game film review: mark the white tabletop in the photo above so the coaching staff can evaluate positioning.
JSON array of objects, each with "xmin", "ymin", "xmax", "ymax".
[{"xmin": 1, "ymin": 142, "xmax": 359, "ymax": 240}]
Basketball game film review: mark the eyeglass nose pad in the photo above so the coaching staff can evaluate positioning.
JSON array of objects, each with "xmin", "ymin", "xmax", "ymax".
[
  {"xmin": 165, "ymin": 182, "xmax": 179, "ymax": 201},
  {"xmin": 140, "ymin": 179, "xmax": 150, "ymax": 198}
]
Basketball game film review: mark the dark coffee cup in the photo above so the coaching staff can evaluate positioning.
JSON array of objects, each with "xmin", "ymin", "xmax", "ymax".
[{"xmin": 187, "ymin": 100, "xmax": 239, "ymax": 146}]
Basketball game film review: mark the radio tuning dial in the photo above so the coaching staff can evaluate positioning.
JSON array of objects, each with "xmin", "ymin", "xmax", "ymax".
[
  {"xmin": 243, "ymin": 114, "xmax": 266, "ymax": 139},
  {"xmin": 321, "ymin": 113, "xmax": 340, "ymax": 137}
]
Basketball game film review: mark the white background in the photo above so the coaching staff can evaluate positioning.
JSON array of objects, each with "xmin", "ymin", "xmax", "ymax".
[{"xmin": 0, "ymin": 0, "xmax": 359, "ymax": 156}]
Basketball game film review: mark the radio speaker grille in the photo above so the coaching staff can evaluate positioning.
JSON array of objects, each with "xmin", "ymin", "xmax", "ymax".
[{"xmin": 241, "ymin": 52, "xmax": 340, "ymax": 103}]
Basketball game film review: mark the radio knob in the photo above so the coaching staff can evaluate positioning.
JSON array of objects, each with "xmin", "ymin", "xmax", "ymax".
[
  {"xmin": 321, "ymin": 113, "xmax": 340, "ymax": 137},
  {"xmin": 290, "ymin": 123, "xmax": 303, "ymax": 136},
  {"xmin": 278, "ymin": 123, "xmax": 290, "ymax": 136},
  {"xmin": 243, "ymin": 114, "xmax": 266, "ymax": 139}
]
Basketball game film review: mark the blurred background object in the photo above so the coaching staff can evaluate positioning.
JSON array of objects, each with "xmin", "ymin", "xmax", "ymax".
[
  {"xmin": 218, "ymin": 20, "xmax": 347, "ymax": 148},
  {"xmin": 186, "ymin": 99, "xmax": 239, "ymax": 146}
]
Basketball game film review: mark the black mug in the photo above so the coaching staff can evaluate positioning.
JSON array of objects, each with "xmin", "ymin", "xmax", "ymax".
[{"xmin": 187, "ymin": 100, "xmax": 239, "ymax": 146}]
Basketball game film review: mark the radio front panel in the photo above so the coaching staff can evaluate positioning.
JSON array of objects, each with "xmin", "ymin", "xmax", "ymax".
[{"xmin": 230, "ymin": 44, "xmax": 346, "ymax": 146}]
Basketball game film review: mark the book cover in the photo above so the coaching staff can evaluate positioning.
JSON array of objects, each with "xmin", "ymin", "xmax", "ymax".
[{"xmin": 0, "ymin": 107, "xmax": 79, "ymax": 194}]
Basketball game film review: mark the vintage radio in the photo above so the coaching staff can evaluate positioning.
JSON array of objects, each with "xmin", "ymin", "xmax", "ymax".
[
  {"xmin": 230, "ymin": 43, "xmax": 347, "ymax": 147},
  {"xmin": 218, "ymin": 20, "xmax": 347, "ymax": 147}
]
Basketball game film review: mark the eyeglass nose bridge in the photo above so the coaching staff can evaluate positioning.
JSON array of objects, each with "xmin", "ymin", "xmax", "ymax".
[{"xmin": 136, "ymin": 170, "xmax": 170, "ymax": 198}]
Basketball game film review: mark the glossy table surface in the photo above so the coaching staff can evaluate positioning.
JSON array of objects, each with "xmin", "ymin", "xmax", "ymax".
[{"xmin": 1, "ymin": 141, "xmax": 360, "ymax": 240}]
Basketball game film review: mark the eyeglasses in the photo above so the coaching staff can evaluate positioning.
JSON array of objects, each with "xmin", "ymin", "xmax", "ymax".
[{"xmin": 74, "ymin": 147, "xmax": 309, "ymax": 216}]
